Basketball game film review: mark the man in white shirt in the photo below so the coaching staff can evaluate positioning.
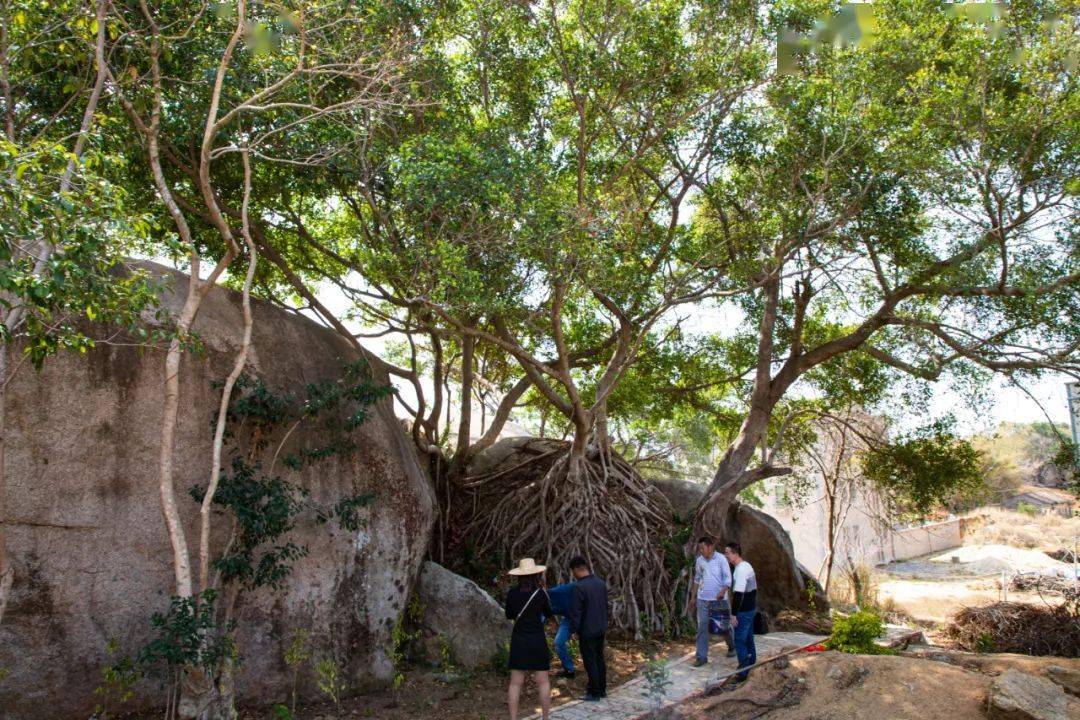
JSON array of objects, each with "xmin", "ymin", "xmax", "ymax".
[
  {"xmin": 686, "ymin": 535, "xmax": 734, "ymax": 667},
  {"xmin": 725, "ymin": 541, "xmax": 758, "ymax": 682}
]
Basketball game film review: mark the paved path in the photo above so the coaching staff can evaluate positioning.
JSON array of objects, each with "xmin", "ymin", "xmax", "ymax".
[{"xmin": 526, "ymin": 632, "xmax": 826, "ymax": 720}]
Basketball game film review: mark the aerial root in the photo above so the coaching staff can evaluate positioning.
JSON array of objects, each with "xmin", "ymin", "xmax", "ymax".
[{"xmin": 464, "ymin": 444, "xmax": 676, "ymax": 635}]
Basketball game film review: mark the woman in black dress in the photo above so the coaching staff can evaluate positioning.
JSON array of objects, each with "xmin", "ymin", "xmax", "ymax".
[{"xmin": 505, "ymin": 558, "xmax": 552, "ymax": 720}]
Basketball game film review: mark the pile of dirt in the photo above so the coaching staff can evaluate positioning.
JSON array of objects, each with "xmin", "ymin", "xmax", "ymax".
[
  {"xmin": 671, "ymin": 651, "xmax": 994, "ymax": 720},
  {"xmin": 944, "ymin": 602, "xmax": 1080, "ymax": 657},
  {"xmin": 885, "ymin": 543, "xmax": 1069, "ymax": 579}
]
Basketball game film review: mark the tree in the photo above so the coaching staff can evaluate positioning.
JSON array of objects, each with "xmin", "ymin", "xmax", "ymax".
[
  {"xmin": 0, "ymin": 0, "xmax": 159, "ymax": 624},
  {"xmin": 89, "ymin": 1, "xmax": 414, "ymax": 714},
  {"xmin": 690, "ymin": 0, "xmax": 1079, "ymax": 534},
  {"xmin": 252, "ymin": 0, "xmax": 770, "ymax": 633}
]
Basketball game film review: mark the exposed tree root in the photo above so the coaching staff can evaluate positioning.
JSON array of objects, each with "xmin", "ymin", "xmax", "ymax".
[{"xmin": 458, "ymin": 441, "xmax": 676, "ymax": 635}]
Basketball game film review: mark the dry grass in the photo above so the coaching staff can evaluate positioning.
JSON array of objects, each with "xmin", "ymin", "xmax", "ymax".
[
  {"xmin": 827, "ymin": 561, "xmax": 910, "ymax": 624},
  {"xmin": 944, "ymin": 601, "xmax": 1080, "ymax": 657},
  {"xmin": 963, "ymin": 507, "xmax": 1080, "ymax": 553}
]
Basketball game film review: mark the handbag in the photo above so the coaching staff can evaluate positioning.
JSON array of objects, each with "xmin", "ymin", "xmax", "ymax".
[
  {"xmin": 753, "ymin": 610, "xmax": 769, "ymax": 635},
  {"xmin": 707, "ymin": 600, "xmax": 730, "ymax": 635}
]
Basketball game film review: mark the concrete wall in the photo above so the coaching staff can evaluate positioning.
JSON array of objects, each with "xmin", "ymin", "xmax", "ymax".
[
  {"xmin": 877, "ymin": 518, "xmax": 963, "ymax": 564},
  {"xmin": 762, "ymin": 483, "xmax": 963, "ymax": 577}
]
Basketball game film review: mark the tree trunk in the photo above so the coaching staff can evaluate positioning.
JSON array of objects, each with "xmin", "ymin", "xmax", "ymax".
[
  {"xmin": 0, "ymin": 344, "xmax": 9, "ymax": 625},
  {"xmin": 823, "ymin": 485, "xmax": 837, "ymax": 594},
  {"xmin": 198, "ymin": 152, "xmax": 257, "ymax": 596},
  {"xmin": 179, "ymin": 660, "xmax": 236, "ymax": 720},
  {"xmin": 695, "ymin": 406, "xmax": 772, "ymax": 537}
]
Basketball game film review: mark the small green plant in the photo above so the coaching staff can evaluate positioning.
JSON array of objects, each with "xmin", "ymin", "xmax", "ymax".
[
  {"xmin": 488, "ymin": 642, "xmax": 511, "ymax": 677},
  {"xmin": 974, "ymin": 632, "xmax": 996, "ymax": 654},
  {"xmin": 640, "ymin": 654, "xmax": 673, "ymax": 711},
  {"xmin": 0, "ymin": 666, "xmax": 9, "ymax": 682},
  {"xmin": 92, "ymin": 639, "xmax": 140, "ymax": 719},
  {"xmin": 270, "ymin": 704, "xmax": 293, "ymax": 720},
  {"xmin": 825, "ymin": 611, "xmax": 892, "ymax": 655},
  {"xmin": 806, "ymin": 578, "xmax": 819, "ymax": 612},
  {"xmin": 437, "ymin": 634, "xmax": 456, "ymax": 671},
  {"xmin": 389, "ymin": 595, "xmax": 424, "ymax": 687},
  {"xmin": 284, "ymin": 629, "xmax": 311, "ymax": 717},
  {"xmin": 315, "ymin": 656, "xmax": 346, "ymax": 716},
  {"xmin": 1017, "ymin": 502, "xmax": 1038, "ymax": 517}
]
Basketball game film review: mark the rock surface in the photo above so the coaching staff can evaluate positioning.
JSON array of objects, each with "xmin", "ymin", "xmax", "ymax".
[
  {"xmin": 988, "ymin": 670, "xmax": 1069, "ymax": 720},
  {"xmin": 0, "ymin": 262, "xmax": 436, "ymax": 719},
  {"xmin": 651, "ymin": 477, "xmax": 706, "ymax": 519},
  {"xmin": 1047, "ymin": 665, "xmax": 1080, "ymax": 697},
  {"xmin": 414, "ymin": 561, "xmax": 511, "ymax": 669}
]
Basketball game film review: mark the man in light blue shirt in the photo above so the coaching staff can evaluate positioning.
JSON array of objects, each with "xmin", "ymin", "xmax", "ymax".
[{"xmin": 687, "ymin": 535, "xmax": 735, "ymax": 667}]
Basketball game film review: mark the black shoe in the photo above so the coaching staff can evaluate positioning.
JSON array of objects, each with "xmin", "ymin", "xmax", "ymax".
[
  {"xmin": 583, "ymin": 694, "xmax": 602, "ymax": 702},
  {"xmin": 726, "ymin": 648, "xmax": 737, "ymax": 658},
  {"xmin": 557, "ymin": 670, "xmax": 576, "ymax": 679},
  {"xmin": 693, "ymin": 659, "xmax": 708, "ymax": 668}
]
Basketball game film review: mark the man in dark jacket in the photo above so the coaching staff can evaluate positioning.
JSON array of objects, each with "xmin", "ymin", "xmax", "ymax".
[{"xmin": 568, "ymin": 556, "xmax": 608, "ymax": 701}]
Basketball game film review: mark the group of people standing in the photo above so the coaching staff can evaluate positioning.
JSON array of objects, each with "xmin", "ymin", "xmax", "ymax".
[
  {"xmin": 501, "ymin": 538, "xmax": 759, "ymax": 720},
  {"xmin": 504, "ymin": 556, "xmax": 608, "ymax": 720},
  {"xmin": 688, "ymin": 537, "xmax": 758, "ymax": 681}
]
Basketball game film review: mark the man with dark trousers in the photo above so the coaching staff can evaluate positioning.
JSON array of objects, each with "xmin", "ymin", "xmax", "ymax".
[
  {"xmin": 724, "ymin": 541, "xmax": 758, "ymax": 683},
  {"xmin": 568, "ymin": 556, "xmax": 608, "ymax": 701}
]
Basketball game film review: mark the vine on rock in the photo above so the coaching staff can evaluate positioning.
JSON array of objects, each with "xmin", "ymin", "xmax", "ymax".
[{"xmin": 132, "ymin": 362, "xmax": 389, "ymax": 719}]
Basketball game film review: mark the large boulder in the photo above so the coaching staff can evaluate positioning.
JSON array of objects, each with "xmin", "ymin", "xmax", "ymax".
[
  {"xmin": 413, "ymin": 561, "xmax": 511, "ymax": 669},
  {"xmin": 0, "ymin": 263, "xmax": 436, "ymax": 719},
  {"xmin": 726, "ymin": 503, "xmax": 826, "ymax": 614},
  {"xmin": 651, "ymin": 477, "xmax": 704, "ymax": 519},
  {"xmin": 989, "ymin": 670, "xmax": 1069, "ymax": 720}
]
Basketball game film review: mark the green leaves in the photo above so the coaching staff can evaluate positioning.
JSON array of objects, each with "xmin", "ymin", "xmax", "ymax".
[
  {"xmin": 196, "ymin": 362, "xmax": 389, "ymax": 590},
  {"xmin": 860, "ymin": 422, "xmax": 984, "ymax": 519},
  {"xmin": 0, "ymin": 139, "xmax": 159, "ymax": 368},
  {"xmin": 138, "ymin": 591, "xmax": 236, "ymax": 675}
]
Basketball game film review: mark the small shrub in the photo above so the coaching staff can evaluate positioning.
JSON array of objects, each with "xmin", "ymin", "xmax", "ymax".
[
  {"xmin": 283, "ymin": 629, "xmax": 311, "ymax": 717},
  {"xmin": 389, "ymin": 595, "xmax": 424, "ymax": 686},
  {"xmin": 488, "ymin": 642, "xmax": 511, "ymax": 676},
  {"xmin": 1017, "ymin": 502, "xmax": 1038, "ymax": 517},
  {"xmin": 315, "ymin": 657, "xmax": 346, "ymax": 716},
  {"xmin": 640, "ymin": 654, "xmax": 673, "ymax": 711},
  {"xmin": 974, "ymin": 632, "xmax": 995, "ymax": 654},
  {"xmin": 92, "ymin": 639, "xmax": 139, "ymax": 720},
  {"xmin": 825, "ymin": 611, "xmax": 891, "ymax": 655}
]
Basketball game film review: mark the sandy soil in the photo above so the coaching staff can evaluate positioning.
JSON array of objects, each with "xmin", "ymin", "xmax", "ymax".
[
  {"xmin": 885, "ymin": 544, "xmax": 1073, "ymax": 578},
  {"xmin": 878, "ymin": 576, "xmax": 1054, "ymax": 623},
  {"xmin": 676, "ymin": 652, "xmax": 990, "ymax": 720},
  {"xmin": 875, "ymin": 542, "xmax": 1076, "ymax": 623}
]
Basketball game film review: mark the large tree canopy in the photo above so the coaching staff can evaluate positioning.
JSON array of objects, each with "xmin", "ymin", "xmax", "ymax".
[{"xmin": 4, "ymin": 0, "xmax": 1077, "ymax": 648}]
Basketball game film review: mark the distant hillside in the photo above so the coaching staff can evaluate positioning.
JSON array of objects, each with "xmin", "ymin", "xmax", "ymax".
[{"xmin": 972, "ymin": 422, "xmax": 1073, "ymax": 500}]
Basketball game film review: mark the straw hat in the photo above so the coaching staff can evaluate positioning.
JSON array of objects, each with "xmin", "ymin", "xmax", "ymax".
[{"xmin": 508, "ymin": 557, "xmax": 547, "ymax": 576}]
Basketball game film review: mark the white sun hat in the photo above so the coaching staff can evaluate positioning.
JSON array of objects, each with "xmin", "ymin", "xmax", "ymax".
[{"xmin": 508, "ymin": 557, "xmax": 547, "ymax": 576}]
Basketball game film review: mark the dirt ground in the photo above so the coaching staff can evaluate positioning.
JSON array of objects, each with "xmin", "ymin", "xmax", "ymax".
[
  {"xmin": 878, "ymin": 576, "xmax": 1055, "ymax": 624},
  {"xmin": 672, "ymin": 650, "xmax": 1080, "ymax": 720},
  {"xmin": 231, "ymin": 635, "xmax": 695, "ymax": 720},
  {"xmin": 876, "ymin": 537, "xmax": 1076, "ymax": 623}
]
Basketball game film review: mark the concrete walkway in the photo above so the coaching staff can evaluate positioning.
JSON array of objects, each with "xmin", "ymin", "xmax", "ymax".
[{"xmin": 526, "ymin": 632, "xmax": 827, "ymax": 720}]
